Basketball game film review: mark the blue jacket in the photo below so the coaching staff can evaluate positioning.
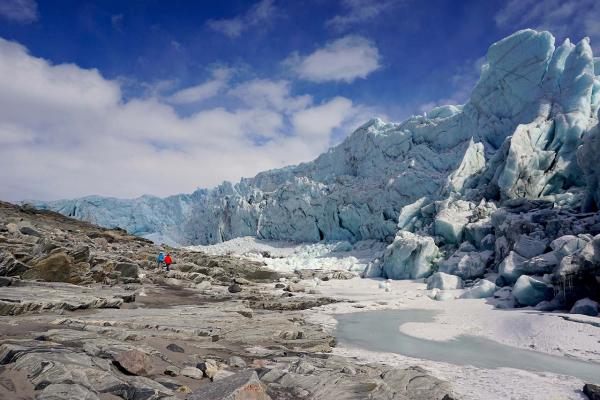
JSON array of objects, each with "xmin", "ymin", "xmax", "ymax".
[{"xmin": 157, "ymin": 253, "xmax": 165, "ymax": 262}]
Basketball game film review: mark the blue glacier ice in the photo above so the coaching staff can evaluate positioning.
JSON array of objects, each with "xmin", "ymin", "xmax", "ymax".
[
  {"xmin": 35, "ymin": 192, "xmax": 204, "ymax": 245},
  {"xmin": 34, "ymin": 30, "xmax": 600, "ymax": 304},
  {"xmin": 512, "ymin": 275, "xmax": 554, "ymax": 307},
  {"xmin": 427, "ymin": 272, "xmax": 463, "ymax": 290}
]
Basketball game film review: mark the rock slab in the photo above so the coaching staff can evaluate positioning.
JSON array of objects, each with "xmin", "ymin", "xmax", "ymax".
[{"xmin": 187, "ymin": 370, "xmax": 270, "ymax": 400}]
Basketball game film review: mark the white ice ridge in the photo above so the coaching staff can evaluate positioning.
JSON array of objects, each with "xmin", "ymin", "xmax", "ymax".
[{"xmin": 36, "ymin": 29, "xmax": 600, "ymax": 251}]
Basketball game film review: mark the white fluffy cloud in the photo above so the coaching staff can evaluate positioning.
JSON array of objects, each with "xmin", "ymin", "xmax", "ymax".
[
  {"xmin": 0, "ymin": 0, "xmax": 38, "ymax": 23},
  {"xmin": 292, "ymin": 97, "xmax": 354, "ymax": 138},
  {"xmin": 286, "ymin": 36, "xmax": 381, "ymax": 83},
  {"xmin": 229, "ymin": 79, "xmax": 311, "ymax": 112},
  {"xmin": 167, "ymin": 68, "xmax": 231, "ymax": 104},
  {"xmin": 206, "ymin": 0, "xmax": 276, "ymax": 38},
  {"xmin": 0, "ymin": 38, "xmax": 372, "ymax": 201},
  {"xmin": 495, "ymin": 0, "xmax": 600, "ymax": 50}
]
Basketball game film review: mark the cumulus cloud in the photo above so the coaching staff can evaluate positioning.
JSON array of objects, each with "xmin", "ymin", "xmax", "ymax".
[
  {"xmin": 206, "ymin": 0, "xmax": 277, "ymax": 38},
  {"xmin": 292, "ymin": 97, "xmax": 354, "ymax": 138},
  {"xmin": 495, "ymin": 0, "xmax": 600, "ymax": 50},
  {"xmin": 0, "ymin": 38, "xmax": 371, "ymax": 201},
  {"xmin": 229, "ymin": 79, "xmax": 311, "ymax": 112},
  {"xmin": 0, "ymin": 0, "xmax": 38, "ymax": 23},
  {"xmin": 326, "ymin": 0, "xmax": 402, "ymax": 30},
  {"xmin": 166, "ymin": 68, "xmax": 231, "ymax": 104},
  {"xmin": 286, "ymin": 35, "xmax": 381, "ymax": 83}
]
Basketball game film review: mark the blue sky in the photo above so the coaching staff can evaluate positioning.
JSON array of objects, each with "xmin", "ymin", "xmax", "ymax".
[{"xmin": 0, "ymin": 0, "xmax": 599, "ymax": 201}]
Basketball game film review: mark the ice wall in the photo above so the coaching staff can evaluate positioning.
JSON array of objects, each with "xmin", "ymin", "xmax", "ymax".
[{"xmin": 35, "ymin": 30, "xmax": 600, "ymax": 250}]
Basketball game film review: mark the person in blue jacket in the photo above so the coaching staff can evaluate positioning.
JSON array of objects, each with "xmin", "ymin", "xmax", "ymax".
[{"xmin": 157, "ymin": 252, "xmax": 165, "ymax": 269}]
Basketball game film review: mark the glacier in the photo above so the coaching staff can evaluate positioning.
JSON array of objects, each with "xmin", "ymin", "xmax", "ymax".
[{"xmin": 35, "ymin": 29, "xmax": 600, "ymax": 309}]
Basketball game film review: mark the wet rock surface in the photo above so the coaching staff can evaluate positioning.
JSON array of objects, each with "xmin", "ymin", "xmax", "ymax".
[
  {"xmin": 0, "ymin": 202, "xmax": 457, "ymax": 400},
  {"xmin": 584, "ymin": 383, "xmax": 600, "ymax": 400}
]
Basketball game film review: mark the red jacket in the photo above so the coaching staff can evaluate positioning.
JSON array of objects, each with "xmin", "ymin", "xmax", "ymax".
[{"xmin": 164, "ymin": 255, "xmax": 172, "ymax": 265}]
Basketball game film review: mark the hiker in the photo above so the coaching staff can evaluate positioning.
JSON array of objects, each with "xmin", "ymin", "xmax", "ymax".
[
  {"xmin": 157, "ymin": 252, "xmax": 165, "ymax": 269},
  {"xmin": 164, "ymin": 253, "xmax": 173, "ymax": 271}
]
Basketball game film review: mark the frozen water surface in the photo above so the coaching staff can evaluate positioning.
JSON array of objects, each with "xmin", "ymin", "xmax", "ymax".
[{"xmin": 335, "ymin": 309, "xmax": 600, "ymax": 382}]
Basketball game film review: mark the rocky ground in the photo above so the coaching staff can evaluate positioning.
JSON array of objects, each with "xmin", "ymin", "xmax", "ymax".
[{"xmin": 0, "ymin": 201, "xmax": 457, "ymax": 400}]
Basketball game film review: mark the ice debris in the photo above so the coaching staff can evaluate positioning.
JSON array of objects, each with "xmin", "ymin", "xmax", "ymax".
[
  {"xmin": 512, "ymin": 275, "xmax": 554, "ymax": 307},
  {"xmin": 427, "ymin": 272, "xmax": 463, "ymax": 290},
  {"xmin": 460, "ymin": 280, "xmax": 497, "ymax": 299},
  {"xmin": 30, "ymin": 30, "xmax": 600, "ymax": 313}
]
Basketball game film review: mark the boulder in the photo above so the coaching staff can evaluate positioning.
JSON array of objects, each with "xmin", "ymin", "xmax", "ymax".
[
  {"xmin": 228, "ymin": 284, "xmax": 242, "ymax": 293},
  {"xmin": 480, "ymin": 234, "xmax": 496, "ymax": 251},
  {"xmin": 24, "ymin": 251, "xmax": 76, "ymax": 283},
  {"xmin": 363, "ymin": 260, "xmax": 384, "ymax": 278},
  {"xmin": 278, "ymin": 330, "xmax": 304, "ymax": 340},
  {"xmin": 19, "ymin": 226, "xmax": 41, "ymax": 237},
  {"xmin": 0, "ymin": 251, "xmax": 29, "ymax": 277},
  {"xmin": 498, "ymin": 251, "xmax": 527, "ymax": 283},
  {"xmin": 166, "ymin": 343, "xmax": 184, "ymax": 353},
  {"xmin": 289, "ymin": 359, "xmax": 316, "ymax": 374},
  {"xmin": 69, "ymin": 246, "xmax": 90, "ymax": 263},
  {"xmin": 181, "ymin": 367, "xmax": 204, "ymax": 379},
  {"xmin": 342, "ymin": 365, "xmax": 357, "ymax": 375},
  {"xmin": 434, "ymin": 199, "xmax": 472, "ymax": 244},
  {"xmin": 380, "ymin": 366, "xmax": 454, "ymax": 400},
  {"xmin": 285, "ymin": 283, "xmax": 306, "ymax": 293},
  {"xmin": 228, "ymin": 356, "xmax": 246, "ymax": 368},
  {"xmin": 188, "ymin": 370, "xmax": 271, "ymax": 400},
  {"xmin": 6, "ymin": 223, "xmax": 17, "ymax": 234},
  {"xmin": 438, "ymin": 250, "xmax": 491, "ymax": 279},
  {"xmin": 382, "ymin": 231, "xmax": 439, "ymax": 279},
  {"xmin": 576, "ymin": 235, "xmax": 600, "ymax": 274},
  {"xmin": 551, "ymin": 235, "xmax": 589, "ymax": 258},
  {"xmin": 427, "ymin": 272, "xmax": 463, "ymax": 290},
  {"xmin": 522, "ymin": 252, "xmax": 559, "ymax": 274},
  {"xmin": 173, "ymin": 262, "xmax": 201, "ymax": 272},
  {"xmin": 584, "ymin": 383, "xmax": 600, "ymax": 400},
  {"xmin": 459, "ymin": 280, "xmax": 497, "ymax": 299},
  {"xmin": 534, "ymin": 300, "xmax": 557, "ymax": 311},
  {"xmin": 512, "ymin": 275, "xmax": 554, "ymax": 307},
  {"xmin": 32, "ymin": 238, "xmax": 59, "ymax": 256},
  {"xmin": 464, "ymin": 220, "xmax": 493, "ymax": 248},
  {"xmin": 197, "ymin": 359, "xmax": 219, "ymax": 380},
  {"xmin": 113, "ymin": 349, "xmax": 153, "ymax": 376},
  {"xmin": 114, "ymin": 262, "xmax": 139, "ymax": 279},
  {"xmin": 196, "ymin": 281, "xmax": 212, "ymax": 291},
  {"xmin": 513, "ymin": 234, "xmax": 548, "ymax": 258},
  {"xmin": 495, "ymin": 274, "xmax": 508, "ymax": 287},
  {"xmin": 164, "ymin": 366, "xmax": 180, "ymax": 377},
  {"xmin": 570, "ymin": 298, "xmax": 599, "ymax": 316},
  {"xmin": 233, "ymin": 277, "xmax": 251, "ymax": 285},
  {"xmin": 494, "ymin": 235, "xmax": 510, "ymax": 264}
]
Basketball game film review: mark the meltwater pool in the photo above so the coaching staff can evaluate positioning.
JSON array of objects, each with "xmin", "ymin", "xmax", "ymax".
[{"xmin": 335, "ymin": 309, "xmax": 600, "ymax": 383}]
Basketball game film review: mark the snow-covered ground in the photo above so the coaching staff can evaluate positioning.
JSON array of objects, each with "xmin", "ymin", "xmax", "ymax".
[
  {"xmin": 188, "ymin": 236, "xmax": 387, "ymax": 273},
  {"xmin": 194, "ymin": 236, "xmax": 600, "ymax": 399},
  {"xmin": 307, "ymin": 278, "xmax": 600, "ymax": 400}
]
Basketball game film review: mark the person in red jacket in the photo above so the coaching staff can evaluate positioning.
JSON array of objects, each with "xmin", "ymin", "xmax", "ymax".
[{"xmin": 164, "ymin": 253, "xmax": 173, "ymax": 271}]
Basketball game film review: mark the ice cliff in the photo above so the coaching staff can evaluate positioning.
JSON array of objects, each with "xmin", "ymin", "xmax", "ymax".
[
  {"xmin": 37, "ymin": 193, "xmax": 204, "ymax": 247},
  {"xmin": 35, "ymin": 30, "xmax": 600, "ymax": 309}
]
